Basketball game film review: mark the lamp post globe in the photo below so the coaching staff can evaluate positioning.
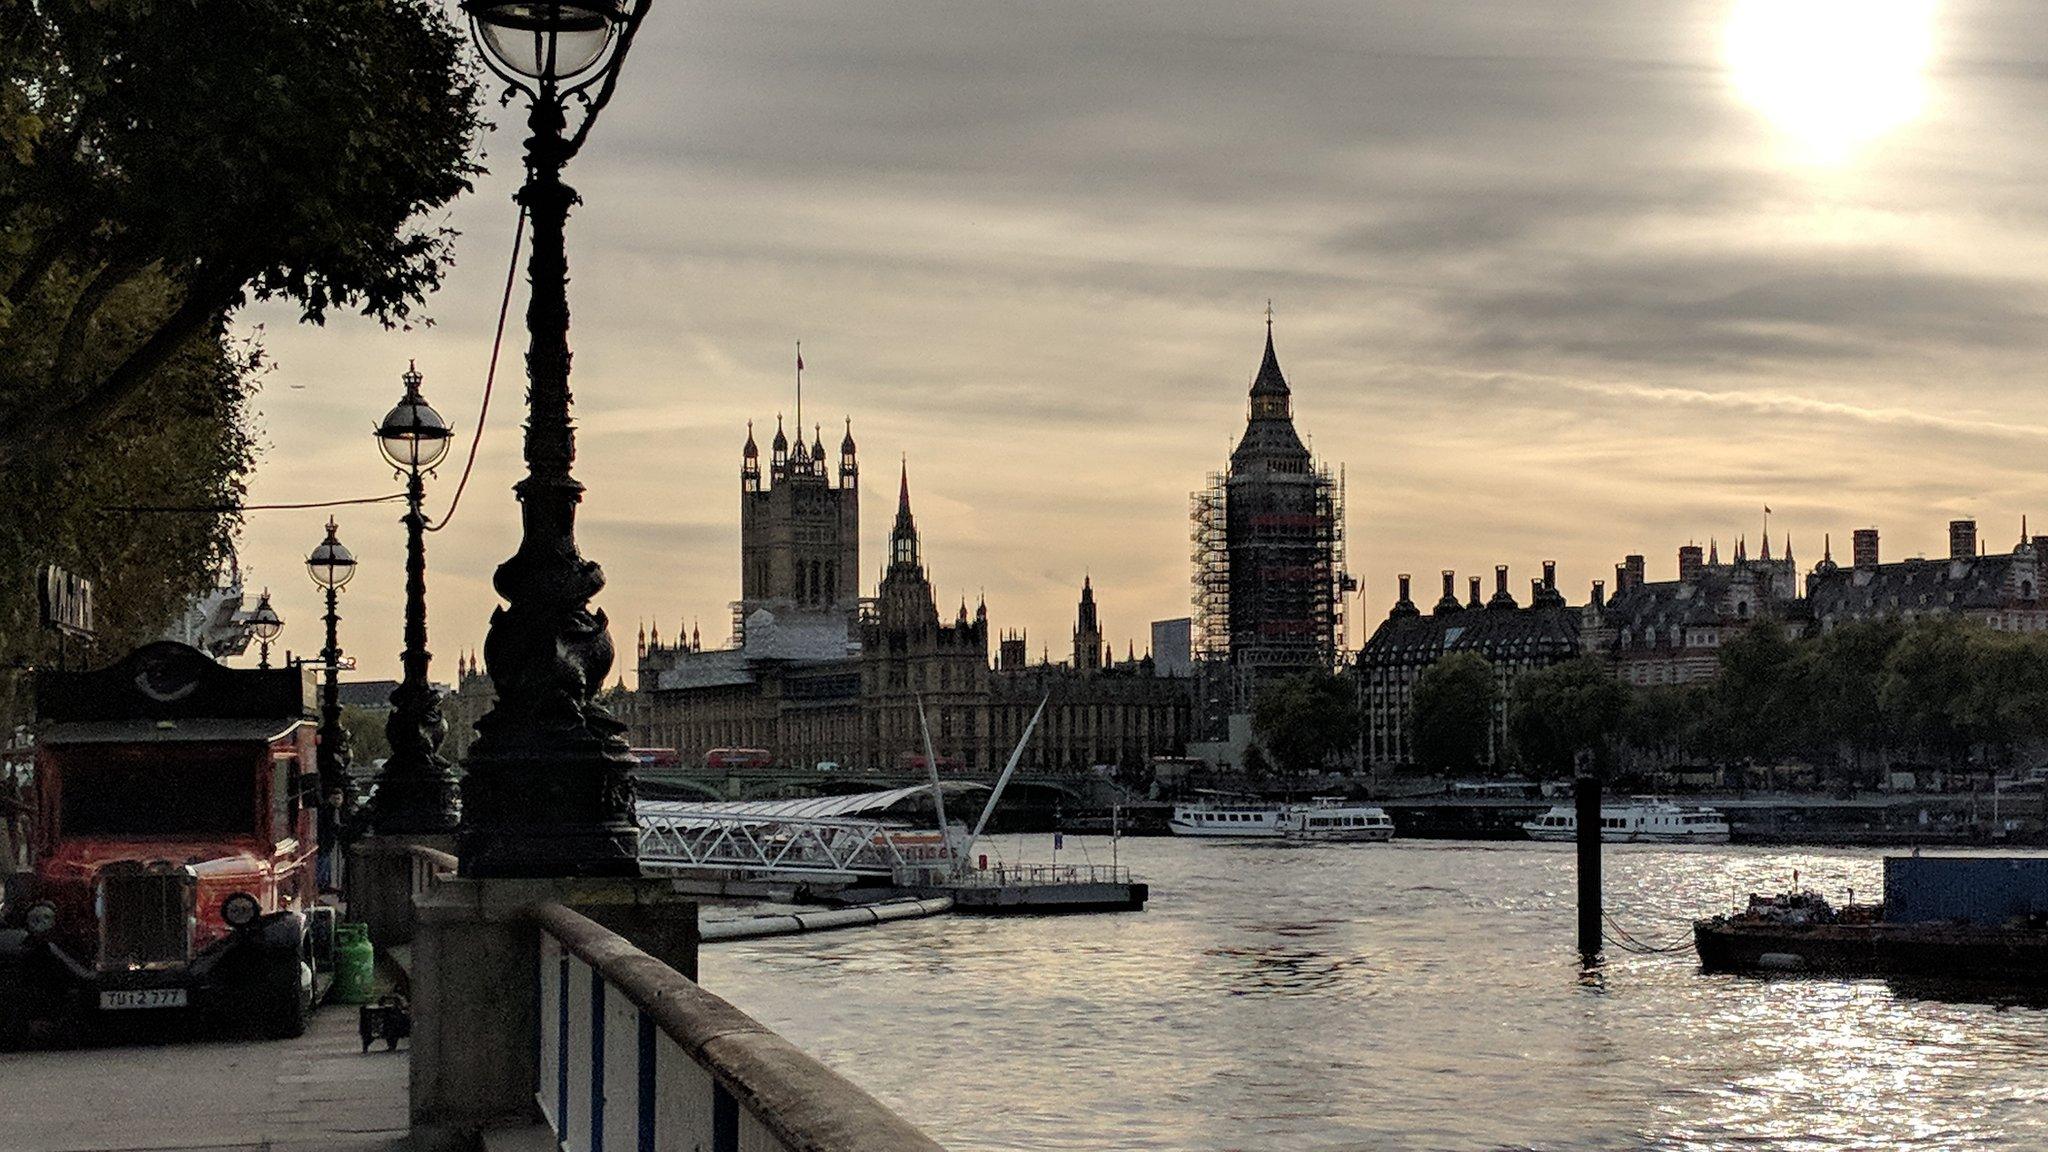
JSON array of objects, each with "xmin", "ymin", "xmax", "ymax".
[
  {"xmin": 376, "ymin": 361, "xmax": 454, "ymax": 473},
  {"xmin": 247, "ymin": 589, "xmax": 283, "ymax": 669},
  {"xmin": 463, "ymin": 0, "xmax": 626, "ymax": 83},
  {"xmin": 370, "ymin": 363, "xmax": 461, "ymax": 835},
  {"xmin": 454, "ymin": 0, "xmax": 649, "ymax": 878},
  {"xmin": 307, "ymin": 519, "xmax": 357, "ymax": 590}
]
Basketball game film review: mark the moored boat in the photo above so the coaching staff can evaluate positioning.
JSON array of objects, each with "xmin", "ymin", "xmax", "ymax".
[
  {"xmin": 1279, "ymin": 797, "xmax": 1395, "ymax": 842},
  {"xmin": 1695, "ymin": 855, "xmax": 2048, "ymax": 985},
  {"xmin": 1522, "ymin": 798, "xmax": 1729, "ymax": 843},
  {"xmin": 1170, "ymin": 796, "xmax": 1395, "ymax": 841}
]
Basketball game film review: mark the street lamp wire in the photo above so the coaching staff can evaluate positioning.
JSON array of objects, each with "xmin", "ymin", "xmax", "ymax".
[
  {"xmin": 426, "ymin": 202, "xmax": 526, "ymax": 533},
  {"xmin": 104, "ymin": 493, "xmax": 406, "ymax": 513}
]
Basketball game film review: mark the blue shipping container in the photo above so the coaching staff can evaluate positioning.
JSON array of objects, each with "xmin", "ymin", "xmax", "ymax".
[{"xmin": 1883, "ymin": 856, "xmax": 2048, "ymax": 926}]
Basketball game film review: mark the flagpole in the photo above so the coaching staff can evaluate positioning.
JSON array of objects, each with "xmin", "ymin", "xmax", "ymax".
[{"xmin": 795, "ymin": 340, "xmax": 803, "ymax": 435}]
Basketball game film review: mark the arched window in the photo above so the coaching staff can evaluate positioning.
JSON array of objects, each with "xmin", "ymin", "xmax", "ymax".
[{"xmin": 1736, "ymin": 601, "xmax": 1750, "ymax": 619}]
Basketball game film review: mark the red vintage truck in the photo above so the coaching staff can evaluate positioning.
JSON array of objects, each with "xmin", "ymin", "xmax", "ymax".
[{"xmin": 0, "ymin": 642, "xmax": 323, "ymax": 1043}]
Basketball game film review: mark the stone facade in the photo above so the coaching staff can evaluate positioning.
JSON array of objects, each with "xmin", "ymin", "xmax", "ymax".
[
  {"xmin": 1357, "ymin": 565, "xmax": 1580, "ymax": 770},
  {"xmin": 1805, "ymin": 521, "xmax": 2048, "ymax": 634},
  {"xmin": 1578, "ymin": 519, "xmax": 2048, "ymax": 689},
  {"xmin": 1193, "ymin": 322, "xmax": 1352, "ymax": 710},
  {"xmin": 631, "ymin": 430, "xmax": 1194, "ymax": 774},
  {"xmin": 1581, "ymin": 537, "xmax": 1799, "ymax": 687}
]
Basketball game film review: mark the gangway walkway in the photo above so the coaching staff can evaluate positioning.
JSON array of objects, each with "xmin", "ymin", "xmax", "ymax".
[{"xmin": 637, "ymin": 787, "xmax": 958, "ymax": 879}]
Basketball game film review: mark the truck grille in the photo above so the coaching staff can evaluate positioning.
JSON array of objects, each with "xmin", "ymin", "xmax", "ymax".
[{"xmin": 98, "ymin": 865, "xmax": 193, "ymax": 969}]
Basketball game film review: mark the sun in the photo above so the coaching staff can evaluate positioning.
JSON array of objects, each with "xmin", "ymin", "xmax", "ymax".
[{"xmin": 1724, "ymin": 0, "xmax": 1939, "ymax": 165}]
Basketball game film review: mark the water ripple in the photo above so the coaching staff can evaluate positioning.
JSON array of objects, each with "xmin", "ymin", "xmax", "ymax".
[{"xmin": 703, "ymin": 837, "xmax": 2048, "ymax": 1151}]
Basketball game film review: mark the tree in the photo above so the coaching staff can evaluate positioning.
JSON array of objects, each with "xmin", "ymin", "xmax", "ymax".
[
  {"xmin": 1704, "ymin": 621, "xmax": 1802, "ymax": 767},
  {"xmin": 0, "ymin": 0, "xmax": 484, "ymax": 722},
  {"xmin": 1251, "ymin": 668, "xmax": 1360, "ymax": 777},
  {"xmin": 1410, "ymin": 652, "xmax": 1497, "ymax": 774},
  {"xmin": 1957, "ymin": 628, "xmax": 2048, "ymax": 772},
  {"xmin": 1508, "ymin": 658, "xmax": 1631, "ymax": 778},
  {"xmin": 1878, "ymin": 618, "xmax": 1975, "ymax": 767},
  {"xmin": 2, "ymin": 0, "xmax": 485, "ymax": 461},
  {"xmin": 1798, "ymin": 620, "xmax": 1903, "ymax": 786},
  {"xmin": 340, "ymin": 705, "xmax": 391, "ymax": 765}
]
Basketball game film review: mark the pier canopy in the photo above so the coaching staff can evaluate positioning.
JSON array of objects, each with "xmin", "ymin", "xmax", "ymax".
[{"xmin": 639, "ymin": 783, "xmax": 987, "ymax": 824}]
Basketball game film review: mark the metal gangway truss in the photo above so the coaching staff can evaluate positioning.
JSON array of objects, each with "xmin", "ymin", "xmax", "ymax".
[{"xmin": 636, "ymin": 786, "xmax": 958, "ymax": 879}]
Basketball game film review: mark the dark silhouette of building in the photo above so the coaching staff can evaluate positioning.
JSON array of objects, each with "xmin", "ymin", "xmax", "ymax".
[
  {"xmin": 740, "ymin": 414, "xmax": 859, "ymax": 625},
  {"xmin": 631, "ymin": 411, "xmax": 1193, "ymax": 774},
  {"xmin": 1191, "ymin": 316, "xmax": 1352, "ymax": 714},
  {"xmin": 1357, "ymin": 565, "xmax": 1580, "ymax": 769}
]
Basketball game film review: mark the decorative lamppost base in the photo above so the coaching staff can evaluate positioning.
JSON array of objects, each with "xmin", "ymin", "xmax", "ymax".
[{"xmin": 457, "ymin": 744, "xmax": 640, "ymax": 878}]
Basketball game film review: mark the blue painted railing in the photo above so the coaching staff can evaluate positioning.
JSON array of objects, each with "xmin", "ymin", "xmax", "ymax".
[{"xmin": 527, "ymin": 902, "xmax": 946, "ymax": 1152}]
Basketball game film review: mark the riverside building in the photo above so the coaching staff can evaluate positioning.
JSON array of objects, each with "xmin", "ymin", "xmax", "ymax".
[
  {"xmin": 1356, "ymin": 565, "xmax": 1581, "ymax": 770},
  {"xmin": 628, "ymin": 400, "xmax": 1193, "ymax": 774},
  {"xmin": 1189, "ymin": 316, "xmax": 1354, "ymax": 759}
]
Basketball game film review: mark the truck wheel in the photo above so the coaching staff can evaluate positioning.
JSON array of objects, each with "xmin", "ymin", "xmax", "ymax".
[
  {"xmin": 260, "ymin": 945, "xmax": 312, "ymax": 1040},
  {"xmin": 0, "ymin": 968, "xmax": 32, "ymax": 1051}
]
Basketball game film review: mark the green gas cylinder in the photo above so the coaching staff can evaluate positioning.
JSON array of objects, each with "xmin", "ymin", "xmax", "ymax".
[{"xmin": 331, "ymin": 923, "xmax": 375, "ymax": 1004}]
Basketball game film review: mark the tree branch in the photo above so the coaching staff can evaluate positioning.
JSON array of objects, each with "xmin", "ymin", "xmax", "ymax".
[
  {"xmin": 0, "ymin": 277, "xmax": 236, "ymax": 468},
  {"xmin": 51, "ymin": 256, "xmax": 146, "ymax": 390}
]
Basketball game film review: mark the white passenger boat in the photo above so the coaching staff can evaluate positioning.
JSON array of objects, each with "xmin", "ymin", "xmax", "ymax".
[
  {"xmin": 1279, "ymin": 798, "xmax": 1396, "ymax": 842},
  {"xmin": 1170, "ymin": 797, "xmax": 1395, "ymax": 841},
  {"xmin": 1170, "ymin": 799, "xmax": 1284, "ymax": 837},
  {"xmin": 1522, "ymin": 798, "xmax": 1730, "ymax": 844}
]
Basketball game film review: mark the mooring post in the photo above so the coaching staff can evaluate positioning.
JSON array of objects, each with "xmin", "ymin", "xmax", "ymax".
[{"xmin": 1575, "ymin": 751, "xmax": 1602, "ymax": 963}]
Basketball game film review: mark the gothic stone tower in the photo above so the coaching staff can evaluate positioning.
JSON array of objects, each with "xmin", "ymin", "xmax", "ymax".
[
  {"xmin": 1221, "ymin": 320, "xmax": 1343, "ymax": 701},
  {"xmin": 861, "ymin": 463, "xmax": 991, "ymax": 770},
  {"xmin": 1072, "ymin": 576, "xmax": 1103, "ymax": 672},
  {"xmin": 740, "ymin": 416, "xmax": 860, "ymax": 617}
]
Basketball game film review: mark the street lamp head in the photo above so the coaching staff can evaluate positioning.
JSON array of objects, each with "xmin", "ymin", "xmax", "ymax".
[
  {"xmin": 307, "ymin": 517, "xmax": 357, "ymax": 590},
  {"xmin": 247, "ymin": 588, "xmax": 284, "ymax": 642},
  {"xmin": 463, "ymin": 0, "xmax": 627, "ymax": 84},
  {"xmin": 376, "ymin": 361, "xmax": 454, "ymax": 473}
]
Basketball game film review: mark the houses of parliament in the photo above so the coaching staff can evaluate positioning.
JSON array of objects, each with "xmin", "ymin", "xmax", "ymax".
[{"xmin": 624, "ymin": 402, "xmax": 1196, "ymax": 774}]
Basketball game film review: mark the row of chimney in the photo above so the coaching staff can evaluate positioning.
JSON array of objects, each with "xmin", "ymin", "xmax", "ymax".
[{"xmin": 1394, "ymin": 561, "xmax": 1561, "ymax": 615}]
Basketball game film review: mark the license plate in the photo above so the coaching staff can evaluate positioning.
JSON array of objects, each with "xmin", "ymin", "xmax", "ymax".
[{"xmin": 99, "ymin": 988, "xmax": 188, "ymax": 1010}]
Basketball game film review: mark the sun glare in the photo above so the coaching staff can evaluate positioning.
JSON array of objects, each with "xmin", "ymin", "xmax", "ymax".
[{"xmin": 1725, "ymin": 0, "xmax": 1938, "ymax": 165}]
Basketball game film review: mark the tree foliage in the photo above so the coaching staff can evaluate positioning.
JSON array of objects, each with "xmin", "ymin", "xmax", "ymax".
[
  {"xmin": 1543, "ymin": 616, "xmax": 2048, "ymax": 786},
  {"xmin": 0, "ymin": 0, "xmax": 484, "ymax": 722},
  {"xmin": 1409, "ymin": 652, "xmax": 1496, "ymax": 774},
  {"xmin": 1507, "ymin": 658, "xmax": 1629, "ymax": 778},
  {"xmin": 1250, "ymin": 668, "xmax": 1359, "ymax": 777}
]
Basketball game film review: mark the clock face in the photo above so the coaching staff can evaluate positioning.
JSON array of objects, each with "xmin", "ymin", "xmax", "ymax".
[{"xmin": 133, "ymin": 648, "xmax": 202, "ymax": 704}]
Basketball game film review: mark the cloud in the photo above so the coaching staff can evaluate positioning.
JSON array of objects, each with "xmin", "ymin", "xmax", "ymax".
[{"xmin": 227, "ymin": 0, "xmax": 2048, "ymax": 683}]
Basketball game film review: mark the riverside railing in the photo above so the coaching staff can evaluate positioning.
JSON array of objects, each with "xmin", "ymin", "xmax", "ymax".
[
  {"xmin": 528, "ymin": 902, "xmax": 947, "ymax": 1152},
  {"xmin": 946, "ymin": 862, "xmax": 1132, "ymax": 887}
]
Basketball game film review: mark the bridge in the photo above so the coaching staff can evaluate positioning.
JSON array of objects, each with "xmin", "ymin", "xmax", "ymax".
[
  {"xmin": 637, "ymin": 787, "xmax": 960, "ymax": 880},
  {"xmin": 637, "ymin": 764, "xmax": 1117, "ymax": 806}
]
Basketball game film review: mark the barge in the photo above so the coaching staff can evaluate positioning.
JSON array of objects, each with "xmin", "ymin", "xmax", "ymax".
[{"xmin": 1695, "ymin": 855, "xmax": 2048, "ymax": 984}]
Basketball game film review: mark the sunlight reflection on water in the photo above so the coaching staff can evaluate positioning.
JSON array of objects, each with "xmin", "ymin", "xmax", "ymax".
[{"xmin": 701, "ymin": 838, "xmax": 2048, "ymax": 1151}]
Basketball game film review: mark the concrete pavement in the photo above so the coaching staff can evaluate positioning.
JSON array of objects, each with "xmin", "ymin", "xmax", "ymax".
[{"xmin": 0, "ymin": 1007, "xmax": 406, "ymax": 1152}]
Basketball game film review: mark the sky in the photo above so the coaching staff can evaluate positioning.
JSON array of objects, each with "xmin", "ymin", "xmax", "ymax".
[{"xmin": 232, "ymin": 0, "xmax": 2048, "ymax": 687}]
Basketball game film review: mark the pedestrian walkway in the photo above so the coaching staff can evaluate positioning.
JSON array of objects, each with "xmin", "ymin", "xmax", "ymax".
[{"xmin": 0, "ymin": 1008, "xmax": 406, "ymax": 1152}]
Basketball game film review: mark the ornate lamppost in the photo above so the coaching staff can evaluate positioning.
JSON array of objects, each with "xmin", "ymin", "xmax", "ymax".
[
  {"xmin": 455, "ymin": 0, "xmax": 651, "ymax": 877},
  {"xmin": 368, "ymin": 362, "xmax": 461, "ymax": 835},
  {"xmin": 247, "ymin": 589, "xmax": 283, "ymax": 669},
  {"xmin": 306, "ymin": 518, "xmax": 357, "ymax": 886}
]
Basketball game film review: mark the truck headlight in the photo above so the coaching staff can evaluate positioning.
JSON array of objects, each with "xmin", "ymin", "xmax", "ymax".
[
  {"xmin": 221, "ymin": 893, "xmax": 261, "ymax": 929},
  {"xmin": 24, "ymin": 902, "xmax": 56, "ymax": 935}
]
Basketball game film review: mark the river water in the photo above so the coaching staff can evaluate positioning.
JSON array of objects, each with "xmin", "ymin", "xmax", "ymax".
[{"xmin": 700, "ymin": 836, "xmax": 2048, "ymax": 1151}]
